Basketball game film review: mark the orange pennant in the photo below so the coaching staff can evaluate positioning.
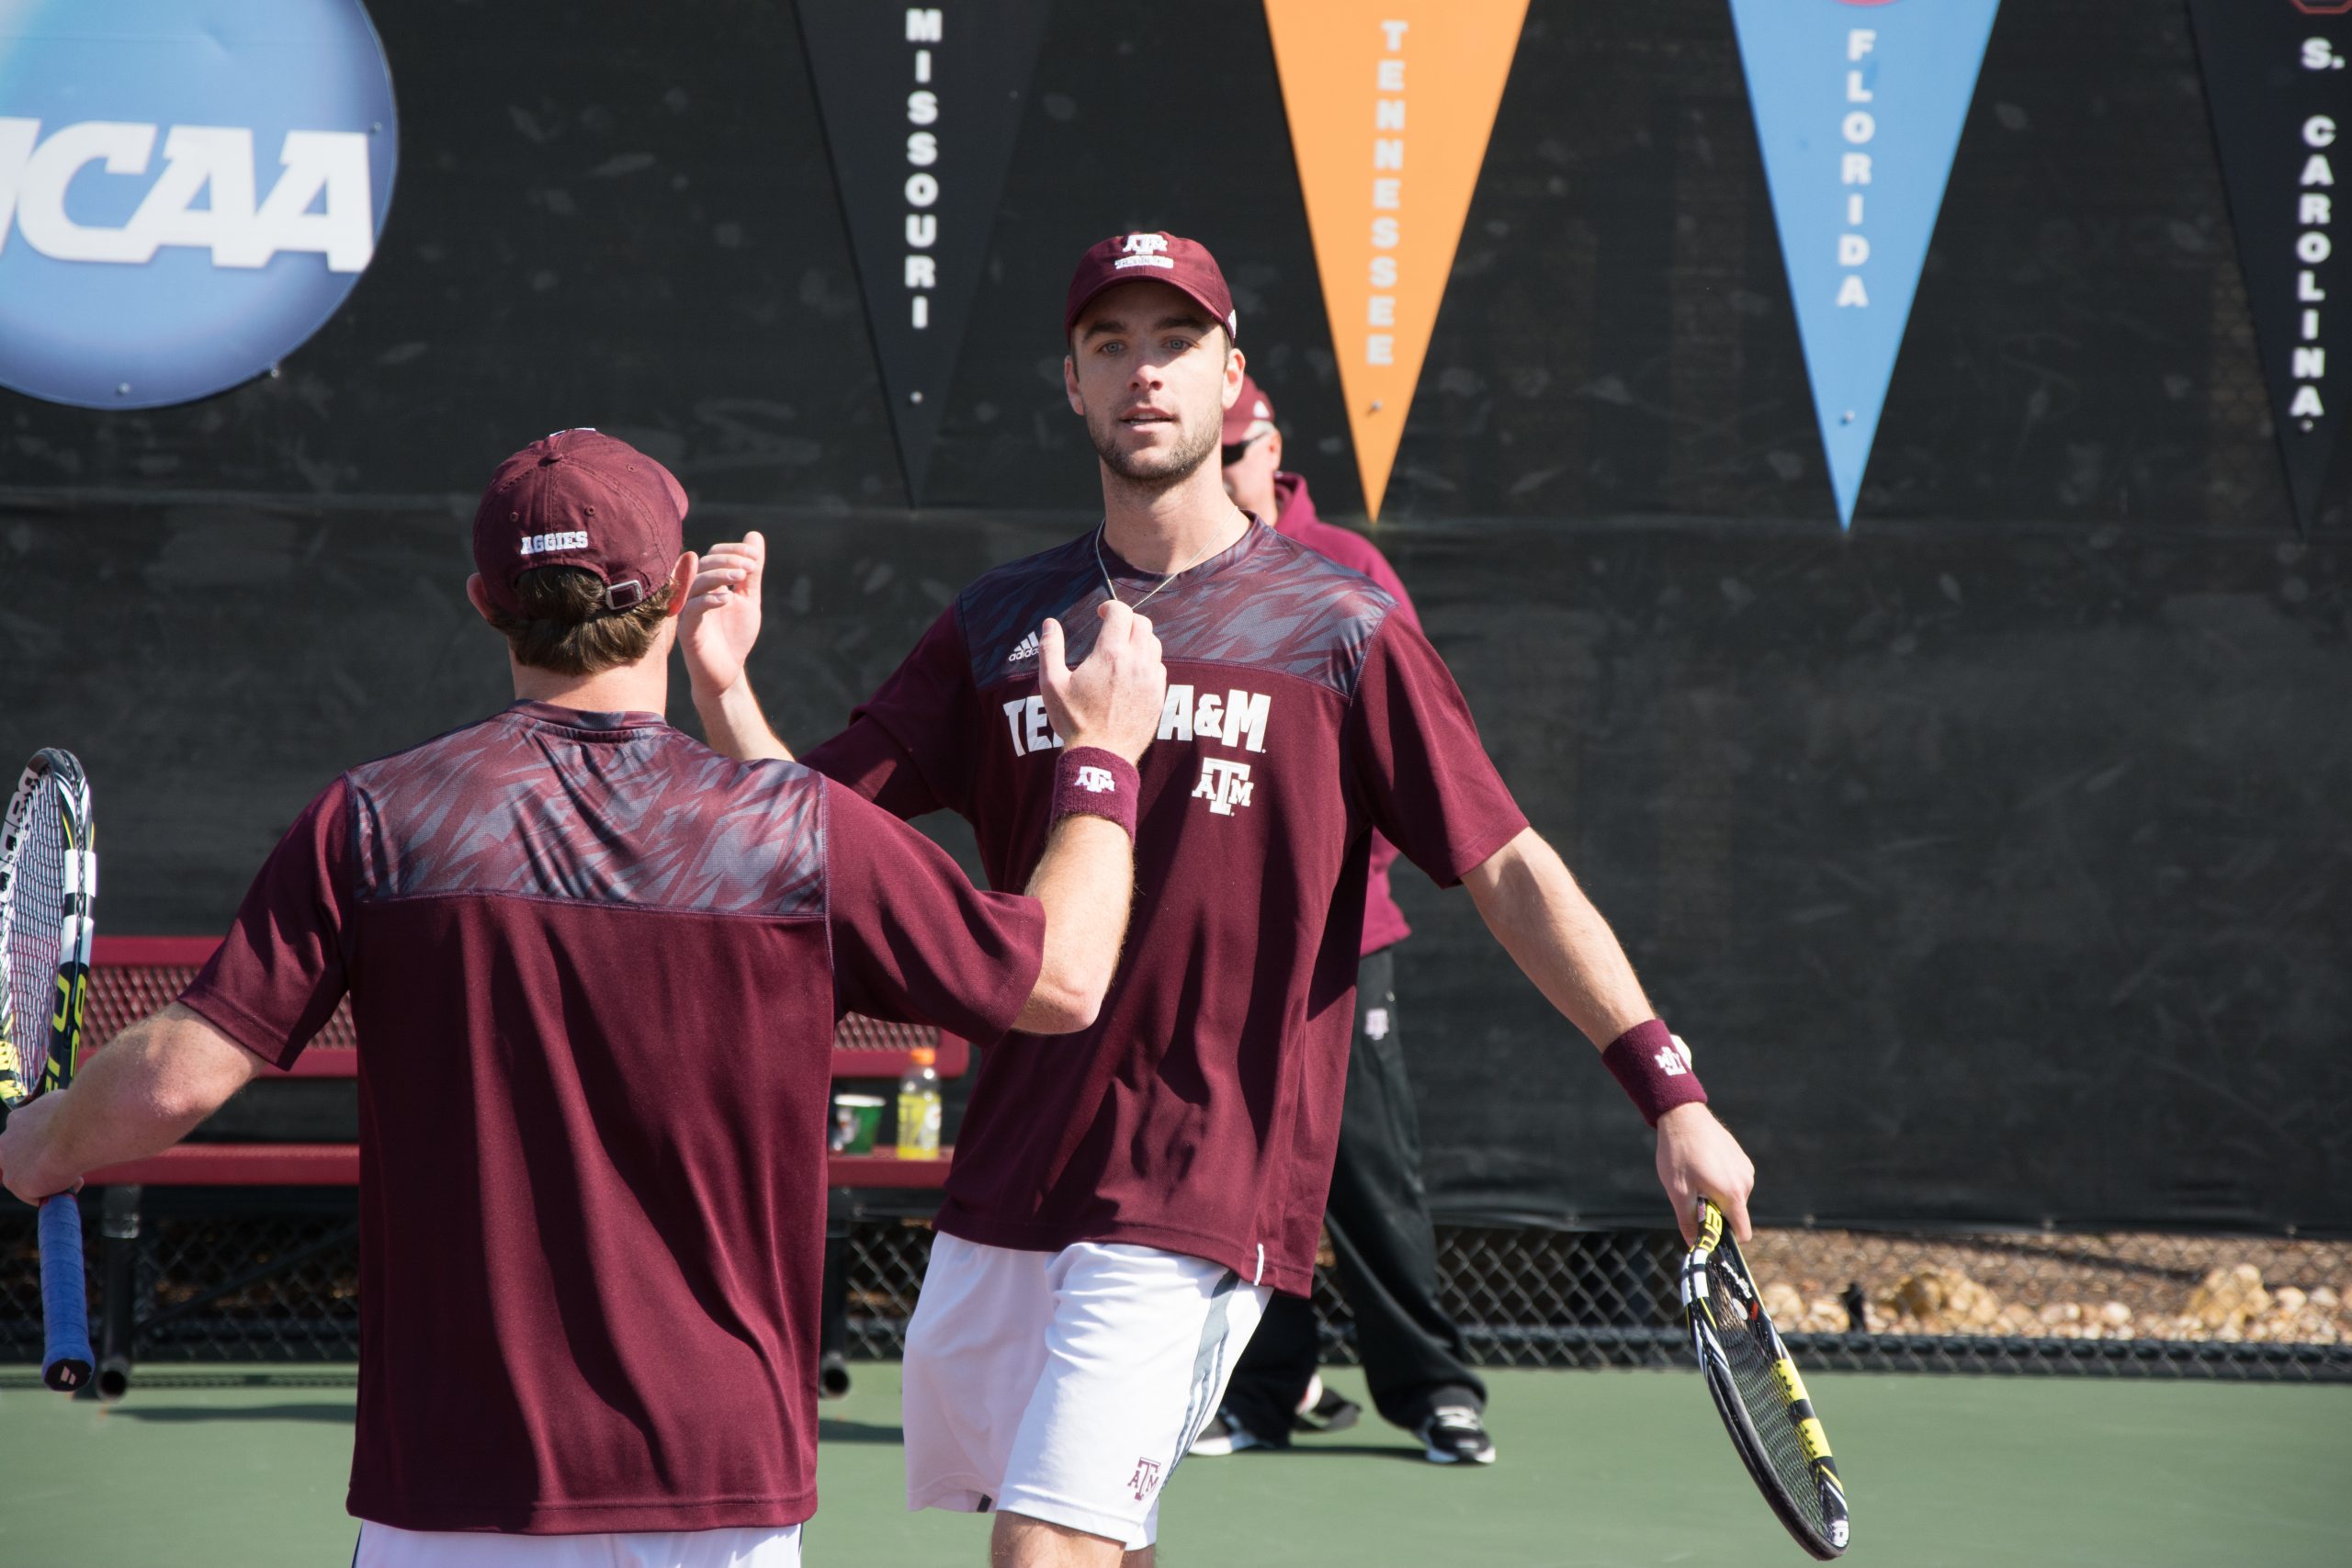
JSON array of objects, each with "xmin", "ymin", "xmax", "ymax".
[{"xmin": 1265, "ymin": 0, "xmax": 1527, "ymax": 520}]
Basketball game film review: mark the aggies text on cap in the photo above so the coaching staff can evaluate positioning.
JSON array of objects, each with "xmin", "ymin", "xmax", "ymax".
[
  {"xmin": 1064, "ymin": 231, "xmax": 1238, "ymax": 344},
  {"xmin": 471, "ymin": 429, "xmax": 688, "ymax": 615}
]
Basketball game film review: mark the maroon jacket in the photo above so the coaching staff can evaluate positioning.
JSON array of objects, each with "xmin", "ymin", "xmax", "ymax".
[{"xmin": 1266, "ymin": 471, "xmax": 1421, "ymax": 957}]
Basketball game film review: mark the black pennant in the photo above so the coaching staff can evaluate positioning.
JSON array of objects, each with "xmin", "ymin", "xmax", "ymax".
[
  {"xmin": 2190, "ymin": 0, "xmax": 2352, "ymax": 530},
  {"xmin": 797, "ymin": 0, "xmax": 1050, "ymax": 504}
]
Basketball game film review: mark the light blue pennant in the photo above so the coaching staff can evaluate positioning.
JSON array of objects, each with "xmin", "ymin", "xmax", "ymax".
[{"xmin": 1730, "ymin": 0, "xmax": 2002, "ymax": 527}]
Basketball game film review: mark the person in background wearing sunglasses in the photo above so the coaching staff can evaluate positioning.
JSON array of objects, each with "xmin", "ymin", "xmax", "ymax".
[{"xmin": 1196, "ymin": 375, "xmax": 1494, "ymax": 1466}]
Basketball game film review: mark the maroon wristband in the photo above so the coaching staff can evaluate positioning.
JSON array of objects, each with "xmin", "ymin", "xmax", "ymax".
[
  {"xmin": 1600, "ymin": 1020, "xmax": 1708, "ymax": 1127},
  {"xmin": 1051, "ymin": 748, "xmax": 1139, "ymax": 838}
]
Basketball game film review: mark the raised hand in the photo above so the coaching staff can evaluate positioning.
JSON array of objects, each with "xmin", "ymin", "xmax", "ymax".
[
  {"xmin": 1037, "ymin": 600, "xmax": 1167, "ymax": 763},
  {"xmin": 680, "ymin": 530, "xmax": 766, "ymax": 701}
]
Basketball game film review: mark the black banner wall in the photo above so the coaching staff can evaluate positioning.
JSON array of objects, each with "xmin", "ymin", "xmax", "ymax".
[
  {"xmin": 2191, "ymin": 0, "xmax": 2352, "ymax": 531},
  {"xmin": 1, "ymin": 0, "xmax": 2346, "ymax": 1235},
  {"xmin": 797, "ymin": 0, "xmax": 1050, "ymax": 503}
]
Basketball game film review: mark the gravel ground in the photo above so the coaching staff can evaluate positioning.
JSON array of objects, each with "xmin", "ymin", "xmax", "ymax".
[{"xmin": 1742, "ymin": 1230, "xmax": 2352, "ymax": 1341}]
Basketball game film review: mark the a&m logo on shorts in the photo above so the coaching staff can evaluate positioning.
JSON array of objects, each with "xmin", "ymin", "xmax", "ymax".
[
  {"xmin": 0, "ymin": 0, "xmax": 399, "ymax": 409},
  {"xmin": 1127, "ymin": 1457, "xmax": 1162, "ymax": 1501}
]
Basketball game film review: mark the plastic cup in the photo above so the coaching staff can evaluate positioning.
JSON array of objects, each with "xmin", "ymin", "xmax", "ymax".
[{"xmin": 831, "ymin": 1094, "xmax": 885, "ymax": 1155}]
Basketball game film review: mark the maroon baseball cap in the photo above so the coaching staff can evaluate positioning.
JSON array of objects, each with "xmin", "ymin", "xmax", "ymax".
[
  {"xmin": 471, "ymin": 429, "xmax": 687, "ymax": 615},
  {"xmin": 1222, "ymin": 375, "xmax": 1277, "ymax": 447},
  {"xmin": 1063, "ymin": 231, "xmax": 1238, "ymax": 343}
]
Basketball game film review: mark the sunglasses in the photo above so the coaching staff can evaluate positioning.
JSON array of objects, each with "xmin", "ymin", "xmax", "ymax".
[{"xmin": 1220, "ymin": 431, "xmax": 1266, "ymax": 468}]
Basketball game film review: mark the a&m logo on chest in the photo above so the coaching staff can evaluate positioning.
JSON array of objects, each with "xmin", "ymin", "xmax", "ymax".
[
  {"xmin": 1192, "ymin": 759, "xmax": 1252, "ymax": 816},
  {"xmin": 1001, "ymin": 680, "xmax": 1272, "ymax": 816}
]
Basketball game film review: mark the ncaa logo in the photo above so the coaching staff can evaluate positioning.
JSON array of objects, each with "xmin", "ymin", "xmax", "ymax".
[{"xmin": 0, "ymin": 0, "xmax": 397, "ymax": 410}]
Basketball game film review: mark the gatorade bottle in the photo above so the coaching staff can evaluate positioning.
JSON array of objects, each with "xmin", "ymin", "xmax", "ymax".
[{"xmin": 896, "ymin": 1045, "xmax": 942, "ymax": 1159}]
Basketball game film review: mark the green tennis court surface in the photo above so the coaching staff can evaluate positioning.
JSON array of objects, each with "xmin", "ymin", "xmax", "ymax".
[{"xmin": 4, "ymin": 1364, "xmax": 2344, "ymax": 1566}]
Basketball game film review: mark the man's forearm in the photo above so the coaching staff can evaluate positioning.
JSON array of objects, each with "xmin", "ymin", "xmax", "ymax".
[
  {"xmin": 1463, "ymin": 827, "xmax": 1654, "ymax": 1050},
  {"xmin": 2, "ymin": 1004, "xmax": 263, "ymax": 1197},
  {"xmin": 694, "ymin": 677, "xmax": 793, "ymax": 762},
  {"xmin": 1013, "ymin": 816, "xmax": 1135, "ymax": 1033}
]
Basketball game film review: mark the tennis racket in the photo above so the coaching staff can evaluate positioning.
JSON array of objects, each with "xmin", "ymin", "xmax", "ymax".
[
  {"xmin": 1682, "ymin": 1197, "xmax": 1849, "ymax": 1559},
  {"xmin": 0, "ymin": 749, "xmax": 96, "ymax": 1392}
]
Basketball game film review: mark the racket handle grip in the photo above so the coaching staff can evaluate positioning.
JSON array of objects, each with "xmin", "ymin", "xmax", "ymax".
[{"xmin": 39, "ymin": 1192, "xmax": 93, "ymax": 1393}]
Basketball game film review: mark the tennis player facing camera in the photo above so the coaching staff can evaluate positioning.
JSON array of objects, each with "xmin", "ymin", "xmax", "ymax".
[
  {"xmin": 684, "ymin": 233, "xmax": 1759, "ymax": 1567},
  {"xmin": 0, "ymin": 429, "xmax": 1168, "ymax": 1568}
]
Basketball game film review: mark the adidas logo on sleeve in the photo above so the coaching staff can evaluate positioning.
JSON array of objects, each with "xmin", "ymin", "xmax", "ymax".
[{"xmin": 1007, "ymin": 630, "xmax": 1041, "ymax": 666}]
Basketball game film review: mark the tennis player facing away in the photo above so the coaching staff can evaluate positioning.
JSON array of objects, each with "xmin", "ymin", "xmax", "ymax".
[
  {"xmin": 683, "ymin": 234, "xmax": 1759, "ymax": 1567},
  {"xmin": 0, "ymin": 429, "xmax": 1168, "ymax": 1568}
]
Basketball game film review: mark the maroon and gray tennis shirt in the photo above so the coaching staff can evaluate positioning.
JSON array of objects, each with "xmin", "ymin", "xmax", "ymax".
[
  {"xmin": 179, "ymin": 700, "xmax": 1045, "ymax": 1534},
  {"xmin": 803, "ymin": 522, "xmax": 1527, "ymax": 1299}
]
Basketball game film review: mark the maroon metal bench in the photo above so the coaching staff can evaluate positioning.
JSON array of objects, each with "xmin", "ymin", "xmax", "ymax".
[
  {"xmin": 82, "ymin": 938, "xmax": 963, "ymax": 1188},
  {"xmin": 74, "ymin": 937, "xmax": 964, "ymax": 1397}
]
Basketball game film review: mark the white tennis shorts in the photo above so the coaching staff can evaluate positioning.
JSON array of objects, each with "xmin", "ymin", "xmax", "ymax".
[
  {"xmin": 354, "ymin": 1523, "xmax": 800, "ymax": 1567},
  {"xmin": 901, "ymin": 1235, "xmax": 1271, "ymax": 1551}
]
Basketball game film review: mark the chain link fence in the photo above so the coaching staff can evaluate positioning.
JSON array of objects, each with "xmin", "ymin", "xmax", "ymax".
[
  {"xmin": 0, "ymin": 1192, "xmax": 362, "ymax": 1366},
  {"xmin": 842, "ymin": 1216, "xmax": 2348, "ymax": 1381},
  {"xmin": 6, "ymin": 1195, "xmax": 2346, "ymax": 1381}
]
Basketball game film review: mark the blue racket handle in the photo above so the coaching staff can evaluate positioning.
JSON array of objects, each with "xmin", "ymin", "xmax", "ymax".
[{"xmin": 39, "ymin": 1192, "xmax": 93, "ymax": 1392}]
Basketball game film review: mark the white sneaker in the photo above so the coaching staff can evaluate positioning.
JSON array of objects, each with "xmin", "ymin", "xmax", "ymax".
[
  {"xmin": 1415, "ymin": 1405, "xmax": 1497, "ymax": 1465},
  {"xmin": 1188, "ymin": 1409, "xmax": 1272, "ymax": 1458},
  {"xmin": 1291, "ymin": 1375, "xmax": 1363, "ymax": 1435}
]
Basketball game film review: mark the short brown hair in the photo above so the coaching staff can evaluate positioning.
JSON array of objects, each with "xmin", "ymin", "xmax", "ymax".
[{"xmin": 484, "ymin": 567, "xmax": 673, "ymax": 676}]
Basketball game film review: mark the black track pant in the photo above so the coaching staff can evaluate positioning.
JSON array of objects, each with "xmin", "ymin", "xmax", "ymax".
[{"xmin": 1218, "ymin": 948, "xmax": 1487, "ymax": 1443}]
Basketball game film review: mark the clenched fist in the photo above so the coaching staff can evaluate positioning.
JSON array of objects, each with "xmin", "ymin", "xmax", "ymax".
[{"xmin": 1038, "ymin": 600, "xmax": 1167, "ymax": 764}]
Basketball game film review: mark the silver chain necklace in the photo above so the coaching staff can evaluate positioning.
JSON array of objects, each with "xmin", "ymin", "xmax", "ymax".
[{"xmin": 1093, "ymin": 514, "xmax": 1250, "ymax": 613}]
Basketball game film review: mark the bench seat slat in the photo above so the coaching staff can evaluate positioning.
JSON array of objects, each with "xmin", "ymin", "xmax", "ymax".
[
  {"xmin": 87, "ymin": 1144, "xmax": 954, "ymax": 1188},
  {"xmin": 86, "ymin": 937, "xmax": 969, "ymax": 1077},
  {"xmin": 83, "ymin": 940, "xmax": 967, "ymax": 1191}
]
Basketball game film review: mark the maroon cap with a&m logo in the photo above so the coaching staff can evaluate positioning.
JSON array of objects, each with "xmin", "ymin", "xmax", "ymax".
[{"xmin": 1063, "ymin": 231, "xmax": 1238, "ymax": 343}]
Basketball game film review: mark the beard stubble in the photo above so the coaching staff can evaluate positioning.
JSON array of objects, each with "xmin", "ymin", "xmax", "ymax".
[{"xmin": 1086, "ymin": 401, "xmax": 1221, "ymax": 493}]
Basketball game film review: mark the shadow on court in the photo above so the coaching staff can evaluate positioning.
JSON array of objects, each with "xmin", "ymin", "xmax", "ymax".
[
  {"xmin": 816, "ymin": 1416, "xmax": 904, "ymax": 1445},
  {"xmin": 1225, "ymin": 1439, "xmax": 1437, "ymax": 1462},
  {"xmin": 107, "ymin": 1400, "xmax": 356, "ymax": 1424}
]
